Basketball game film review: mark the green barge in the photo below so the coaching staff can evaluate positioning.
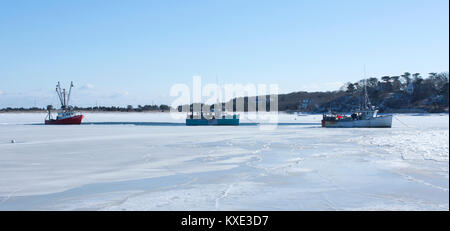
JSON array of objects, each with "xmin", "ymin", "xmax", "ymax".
[
  {"xmin": 186, "ymin": 103, "xmax": 240, "ymax": 126},
  {"xmin": 186, "ymin": 114, "xmax": 239, "ymax": 126}
]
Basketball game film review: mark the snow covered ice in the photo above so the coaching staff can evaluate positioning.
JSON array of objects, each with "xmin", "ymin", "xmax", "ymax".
[{"xmin": 0, "ymin": 112, "xmax": 448, "ymax": 210}]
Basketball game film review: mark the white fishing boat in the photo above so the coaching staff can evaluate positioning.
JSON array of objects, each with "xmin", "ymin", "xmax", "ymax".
[
  {"xmin": 321, "ymin": 79, "xmax": 393, "ymax": 128},
  {"xmin": 322, "ymin": 108, "xmax": 392, "ymax": 128}
]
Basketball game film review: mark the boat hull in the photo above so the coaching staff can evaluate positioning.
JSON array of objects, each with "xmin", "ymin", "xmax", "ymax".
[
  {"xmin": 45, "ymin": 115, "xmax": 84, "ymax": 125},
  {"xmin": 186, "ymin": 118, "xmax": 239, "ymax": 126},
  {"xmin": 322, "ymin": 115, "xmax": 392, "ymax": 128}
]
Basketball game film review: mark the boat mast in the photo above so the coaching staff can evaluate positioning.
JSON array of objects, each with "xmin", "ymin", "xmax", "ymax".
[
  {"xmin": 67, "ymin": 81, "xmax": 74, "ymax": 108},
  {"xmin": 363, "ymin": 65, "xmax": 371, "ymax": 110},
  {"xmin": 56, "ymin": 82, "xmax": 65, "ymax": 109},
  {"xmin": 63, "ymin": 89, "xmax": 66, "ymax": 109},
  {"xmin": 364, "ymin": 80, "xmax": 372, "ymax": 110},
  {"xmin": 364, "ymin": 81, "xmax": 367, "ymax": 110},
  {"xmin": 55, "ymin": 81, "xmax": 74, "ymax": 111}
]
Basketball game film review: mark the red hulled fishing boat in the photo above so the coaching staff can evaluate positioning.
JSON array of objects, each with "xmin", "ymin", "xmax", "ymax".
[{"xmin": 45, "ymin": 81, "xmax": 84, "ymax": 125}]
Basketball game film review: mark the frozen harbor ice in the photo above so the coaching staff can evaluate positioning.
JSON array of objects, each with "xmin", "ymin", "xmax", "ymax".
[{"xmin": 0, "ymin": 112, "xmax": 448, "ymax": 210}]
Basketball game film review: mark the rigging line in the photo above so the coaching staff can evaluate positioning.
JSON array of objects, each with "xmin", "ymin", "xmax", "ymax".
[{"xmin": 394, "ymin": 116, "xmax": 410, "ymax": 128}]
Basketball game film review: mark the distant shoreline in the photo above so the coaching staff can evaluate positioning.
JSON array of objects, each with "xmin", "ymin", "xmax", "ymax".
[
  {"xmin": 0, "ymin": 110, "xmax": 171, "ymax": 113},
  {"xmin": 0, "ymin": 110, "xmax": 448, "ymax": 114}
]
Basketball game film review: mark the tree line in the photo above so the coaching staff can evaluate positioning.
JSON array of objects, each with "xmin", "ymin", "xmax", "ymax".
[
  {"xmin": 275, "ymin": 72, "xmax": 449, "ymax": 113},
  {"xmin": 338, "ymin": 72, "xmax": 449, "ymax": 112},
  {"xmin": 0, "ymin": 104, "xmax": 172, "ymax": 112},
  {"xmin": 1, "ymin": 72, "xmax": 448, "ymax": 113}
]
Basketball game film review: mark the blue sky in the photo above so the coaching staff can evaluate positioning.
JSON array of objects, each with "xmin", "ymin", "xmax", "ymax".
[{"xmin": 0, "ymin": 0, "xmax": 448, "ymax": 107}]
